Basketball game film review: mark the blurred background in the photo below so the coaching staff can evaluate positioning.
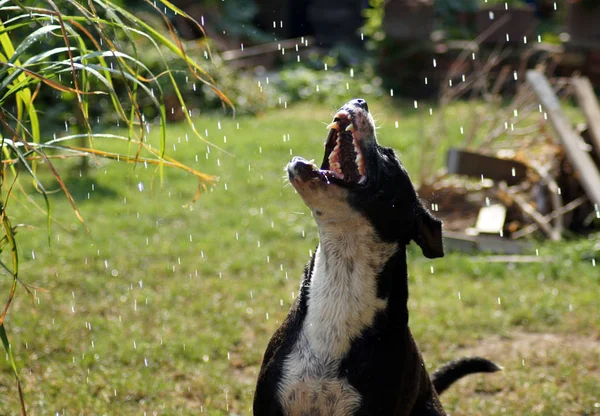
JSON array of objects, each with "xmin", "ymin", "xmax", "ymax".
[{"xmin": 0, "ymin": 1, "xmax": 599, "ymax": 415}]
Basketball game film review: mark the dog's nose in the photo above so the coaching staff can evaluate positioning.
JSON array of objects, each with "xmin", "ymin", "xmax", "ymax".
[{"xmin": 351, "ymin": 98, "xmax": 368, "ymax": 112}]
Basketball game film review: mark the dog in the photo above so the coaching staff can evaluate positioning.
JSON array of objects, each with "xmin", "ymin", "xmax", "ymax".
[{"xmin": 253, "ymin": 99, "xmax": 500, "ymax": 415}]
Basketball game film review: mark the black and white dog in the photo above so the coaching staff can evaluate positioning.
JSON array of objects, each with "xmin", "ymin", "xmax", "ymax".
[{"xmin": 254, "ymin": 99, "xmax": 500, "ymax": 415}]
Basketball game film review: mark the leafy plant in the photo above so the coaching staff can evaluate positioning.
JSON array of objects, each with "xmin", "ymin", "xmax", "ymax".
[
  {"xmin": 362, "ymin": 0, "xmax": 386, "ymax": 49},
  {"xmin": 0, "ymin": 1, "xmax": 229, "ymax": 413},
  {"xmin": 479, "ymin": 0, "xmax": 531, "ymax": 8}
]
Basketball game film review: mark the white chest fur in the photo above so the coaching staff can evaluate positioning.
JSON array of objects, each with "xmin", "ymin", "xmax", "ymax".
[{"xmin": 278, "ymin": 217, "xmax": 398, "ymax": 415}]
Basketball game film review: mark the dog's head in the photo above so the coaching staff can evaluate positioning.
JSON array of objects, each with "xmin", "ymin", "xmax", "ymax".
[{"xmin": 287, "ymin": 98, "xmax": 443, "ymax": 259}]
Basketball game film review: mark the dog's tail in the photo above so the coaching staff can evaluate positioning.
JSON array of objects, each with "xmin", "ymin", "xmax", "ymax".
[{"xmin": 432, "ymin": 357, "xmax": 502, "ymax": 395}]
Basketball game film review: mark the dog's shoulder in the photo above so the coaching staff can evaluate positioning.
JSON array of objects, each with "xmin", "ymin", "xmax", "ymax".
[
  {"xmin": 254, "ymin": 260, "xmax": 313, "ymax": 415},
  {"xmin": 258, "ymin": 254, "xmax": 313, "ymax": 371}
]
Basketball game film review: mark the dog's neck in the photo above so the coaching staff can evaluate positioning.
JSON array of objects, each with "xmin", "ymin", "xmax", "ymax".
[{"xmin": 302, "ymin": 219, "xmax": 400, "ymax": 359}]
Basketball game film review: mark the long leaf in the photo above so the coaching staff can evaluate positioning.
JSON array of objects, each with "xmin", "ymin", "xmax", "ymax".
[{"xmin": 0, "ymin": 323, "xmax": 26, "ymax": 415}]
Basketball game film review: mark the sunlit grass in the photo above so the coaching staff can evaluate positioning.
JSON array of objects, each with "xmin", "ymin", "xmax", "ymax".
[
  {"xmin": 0, "ymin": 1, "xmax": 232, "ymax": 411},
  {"xmin": 0, "ymin": 100, "xmax": 598, "ymax": 414}
]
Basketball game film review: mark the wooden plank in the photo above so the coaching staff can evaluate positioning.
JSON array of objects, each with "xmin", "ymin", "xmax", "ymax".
[
  {"xmin": 443, "ymin": 231, "xmax": 528, "ymax": 254},
  {"xmin": 572, "ymin": 76, "xmax": 600, "ymax": 155},
  {"xmin": 526, "ymin": 70, "xmax": 600, "ymax": 208},
  {"xmin": 443, "ymin": 232, "xmax": 478, "ymax": 253},
  {"xmin": 446, "ymin": 148, "xmax": 528, "ymax": 186},
  {"xmin": 221, "ymin": 36, "xmax": 314, "ymax": 61},
  {"xmin": 476, "ymin": 255, "xmax": 554, "ymax": 263},
  {"xmin": 476, "ymin": 234, "xmax": 528, "ymax": 254},
  {"xmin": 475, "ymin": 205, "xmax": 506, "ymax": 234}
]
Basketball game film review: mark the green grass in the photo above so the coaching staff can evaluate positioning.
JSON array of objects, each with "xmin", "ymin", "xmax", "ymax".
[{"xmin": 0, "ymin": 99, "xmax": 599, "ymax": 415}]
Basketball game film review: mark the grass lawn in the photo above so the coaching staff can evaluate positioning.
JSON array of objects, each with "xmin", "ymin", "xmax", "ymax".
[{"xmin": 0, "ymin": 98, "xmax": 599, "ymax": 415}]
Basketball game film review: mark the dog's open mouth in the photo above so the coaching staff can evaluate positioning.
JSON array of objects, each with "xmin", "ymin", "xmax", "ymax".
[
  {"xmin": 289, "ymin": 102, "xmax": 371, "ymax": 187},
  {"xmin": 320, "ymin": 112, "xmax": 366, "ymax": 185}
]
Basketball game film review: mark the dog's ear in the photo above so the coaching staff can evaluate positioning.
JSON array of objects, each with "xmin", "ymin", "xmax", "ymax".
[{"xmin": 413, "ymin": 204, "xmax": 444, "ymax": 259}]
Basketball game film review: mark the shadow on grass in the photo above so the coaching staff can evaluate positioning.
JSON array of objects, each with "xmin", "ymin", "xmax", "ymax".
[{"xmin": 54, "ymin": 173, "xmax": 120, "ymax": 202}]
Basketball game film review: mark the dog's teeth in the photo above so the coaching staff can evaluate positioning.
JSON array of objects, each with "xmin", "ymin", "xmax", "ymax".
[
  {"xmin": 330, "ymin": 162, "xmax": 343, "ymax": 178},
  {"xmin": 355, "ymin": 154, "xmax": 363, "ymax": 166},
  {"xmin": 345, "ymin": 124, "xmax": 355, "ymax": 132},
  {"xmin": 327, "ymin": 122, "xmax": 339, "ymax": 130},
  {"xmin": 357, "ymin": 158, "xmax": 366, "ymax": 176},
  {"xmin": 329, "ymin": 145, "xmax": 340, "ymax": 165},
  {"xmin": 358, "ymin": 175, "xmax": 366, "ymax": 184}
]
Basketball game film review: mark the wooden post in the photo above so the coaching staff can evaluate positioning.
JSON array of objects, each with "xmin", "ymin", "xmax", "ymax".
[
  {"xmin": 526, "ymin": 71, "xmax": 600, "ymax": 208},
  {"xmin": 572, "ymin": 76, "xmax": 600, "ymax": 154}
]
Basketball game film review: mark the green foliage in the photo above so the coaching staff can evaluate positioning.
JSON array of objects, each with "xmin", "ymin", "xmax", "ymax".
[
  {"xmin": 0, "ymin": 1, "xmax": 228, "ymax": 412},
  {"xmin": 273, "ymin": 60, "xmax": 383, "ymax": 108},
  {"xmin": 195, "ymin": 51, "xmax": 384, "ymax": 115},
  {"xmin": 478, "ymin": 0, "xmax": 530, "ymax": 7},
  {"xmin": 218, "ymin": 0, "xmax": 271, "ymax": 42},
  {"xmin": 362, "ymin": 0, "xmax": 386, "ymax": 48},
  {"xmin": 437, "ymin": 0, "xmax": 479, "ymax": 16}
]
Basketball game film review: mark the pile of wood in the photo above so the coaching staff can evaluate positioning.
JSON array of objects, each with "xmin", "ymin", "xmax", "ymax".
[{"xmin": 418, "ymin": 72, "xmax": 600, "ymax": 254}]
